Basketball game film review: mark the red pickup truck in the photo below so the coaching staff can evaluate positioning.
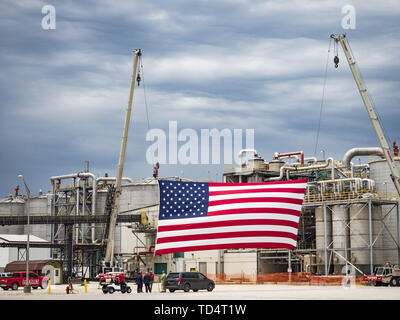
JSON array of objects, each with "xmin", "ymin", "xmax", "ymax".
[{"xmin": 0, "ymin": 272, "xmax": 48, "ymax": 290}]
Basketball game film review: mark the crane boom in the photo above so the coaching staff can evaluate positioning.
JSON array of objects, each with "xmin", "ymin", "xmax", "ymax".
[
  {"xmin": 104, "ymin": 49, "xmax": 141, "ymax": 266},
  {"xmin": 330, "ymin": 34, "xmax": 400, "ymax": 196}
]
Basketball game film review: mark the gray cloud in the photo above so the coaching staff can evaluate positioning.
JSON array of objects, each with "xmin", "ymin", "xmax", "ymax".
[{"xmin": 0, "ymin": 0, "xmax": 399, "ymax": 196}]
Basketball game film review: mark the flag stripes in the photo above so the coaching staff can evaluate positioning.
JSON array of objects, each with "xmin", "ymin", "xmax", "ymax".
[{"xmin": 154, "ymin": 179, "xmax": 307, "ymax": 255}]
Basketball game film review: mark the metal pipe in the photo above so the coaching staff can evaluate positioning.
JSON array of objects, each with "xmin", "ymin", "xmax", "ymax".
[
  {"xmin": 397, "ymin": 203, "xmax": 400, "ymax": 266},
  {"xmin": 275, "ymin": 151, "xmax": 304, "ymax": 165},
  {"xmin": 368, "ymin": 199, "xmax": 373, "ymax": 275},
  {"xmin": 76, "ymin": 177, "xmax": 80, "ymax": 243},
  {"xmin": 238, "ymin": 149, "xmax": 258, "ymax": 167},
  {"xmin": 268, "ymin": 157, "xmax": 335, "ymax": 182},
  {"xmin": 79, "ymin": 173, "xmax": 96, "ymax": 242},
  {"xmin": 50, "ymin": 172, "xmax": 97, "ymax": 241},
  {"xmin": 323, "ymin": 204, "xmax": 328, "ymax": 275},
  {"xmin": 96, "ymin": 177, "xmax": 134, "ymax": 185},
  {"xmin": 264, "ymin": 165, "xmax": 297, "ymax": 181},
  {"xmin": 342, "ymin": 147, "xmax": 384, "ymax": 167}
]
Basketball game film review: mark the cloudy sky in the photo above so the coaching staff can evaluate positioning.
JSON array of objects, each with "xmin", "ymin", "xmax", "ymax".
[{"xmin": 1, "ymin": 0, "xmax": 400, "ymax": 197}]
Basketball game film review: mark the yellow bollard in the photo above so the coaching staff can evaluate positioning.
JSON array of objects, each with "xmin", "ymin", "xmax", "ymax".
[
  {"xmin": 48, "ymin": 280, "xmax": 51, "ymax": 294},
  {"xmin": 84, "ymin": 279, "xmax": 87, "ymax": 293}
]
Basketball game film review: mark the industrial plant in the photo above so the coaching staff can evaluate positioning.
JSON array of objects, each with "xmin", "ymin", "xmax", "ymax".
[
  {"xmin": 0, "ymin": 34, "xmax": 399, "ymax": 285},
  {"xmin": 0, "ymin": 146, "xmax": 399, "ymax": 283}
]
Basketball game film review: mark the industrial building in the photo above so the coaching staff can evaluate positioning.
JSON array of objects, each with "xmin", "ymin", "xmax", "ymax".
[
  {"xmin": 0, "ymin": 35, "xmax": 398, "ymax": 284},
  {"xmin": 1, "ymin": 146, "xmax": 399, "ymax": 283}
]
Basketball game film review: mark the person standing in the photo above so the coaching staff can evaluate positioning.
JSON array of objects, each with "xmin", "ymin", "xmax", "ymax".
[
  {"xmin": 149, "ymin": 270, "xmax": 154, "ymax": 292},
  {"xmin": 135, "ymin": 270, "xmax": 143, "ymax": 293},
  {"xmin": 160, "ymin": 270, "xmax": 167, "ymax": 293},
  {"xmin": 144, "ymin": 271, "xmax": 151, "ymax": 293}
]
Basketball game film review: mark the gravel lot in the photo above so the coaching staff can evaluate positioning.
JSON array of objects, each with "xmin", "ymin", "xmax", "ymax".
[{"xmin": 0, "ymin": 282, "xmax": 400, "ymax": 300}]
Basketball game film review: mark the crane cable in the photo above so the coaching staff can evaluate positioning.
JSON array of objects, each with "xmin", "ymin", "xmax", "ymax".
[
  {"xmin": 313, "ymin": 38, "xmax": 332, "ymax": 158},
  {"xmin": 137, "ymin": 53, "xmax": 151, "ymax": 131},
  {"xmin": 137, "ymin": 52, "xmax": 157, "ymax": 168}
]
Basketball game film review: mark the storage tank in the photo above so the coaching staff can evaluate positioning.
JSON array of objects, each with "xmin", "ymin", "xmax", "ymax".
[
  {"xmin": 332, "ymin": 205, "xmax": 350, "ymax": 273},
  {"xmin": 315, "ymin": 206, "xmax": 332, "ymax": 273},
  {"xmin": 94, "ymin": 188, "xmax": 108, "ymax": 242},
  {"xmin": 368, "ymin": 157, "xmax": 400, "ymax": 264},
  {"xmin": 268, "ymin": 160, "xmax": 284, "ymax": 173},
  {"xmin": 349, "ymin": 203, "xmax": 384, "ymax": 273},
  {"xmin": 372, "ymin": 205, "xmax": 384, "ymax": 266},
  {"xmin": 26, "ymin": 195, "xmax": 51, "ymax": 241},
  {"xmin": 114, "ymin": 183, "xmax": 159, "ymax": 255},
  {"xmin": 0, "ymin": 197, "xmax": 25, "ymax": 234},
  {"xmin": 247, "ymin": 155, "xmax": 265, "ymax": 171}
]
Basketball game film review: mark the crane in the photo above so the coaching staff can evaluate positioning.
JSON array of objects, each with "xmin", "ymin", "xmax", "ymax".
[
  {"xmin": 104, "ymin": 49, "xmax": 142, "ymax": 267},
  {"xmin": 330, "ymin": 34, "xmax": 400, "ymax": 197}
]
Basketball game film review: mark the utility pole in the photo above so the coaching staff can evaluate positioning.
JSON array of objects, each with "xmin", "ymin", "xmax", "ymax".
[
  {"xmin": 331, "ymin": 34, "xmax": 400, "ymax": 197},
  {"xmin": 18, "ymin": 175, "xmax": 31, "ymax": 293},
  {"xmin": 104, "ymin": 49, "xmax": 141, "ymax": 266}
]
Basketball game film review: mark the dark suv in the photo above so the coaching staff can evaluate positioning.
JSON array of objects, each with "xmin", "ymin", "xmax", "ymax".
[{"xmin": 165, "ymin": 272, "xmax": 215, "ymax": 292}]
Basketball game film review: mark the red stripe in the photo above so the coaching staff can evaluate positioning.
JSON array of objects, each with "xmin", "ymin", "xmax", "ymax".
[
  {"xmin": 209, "ymin": 187, "xmax": 306, "ymax": 196},
  {"xmin": 154, "ymin": 242, "xmax": 296, "ymax": 255},
  {"xmin": 208, "ymin": 197, "xmax": 303, "ymax": 207},
  {"xmin": 156, "ymin": 230, "xmax": 298, "ymax": 244},
  {"xmin": 342, "ymin": 39, "xmax": 348, "ymax": 52},
  {"xmin": 157, "ymin": 219, "xmax": 299, "ymax": 232},
  {"xmin": 208, "ymin": 179, "xmax": 308, "ymax": 187},
  {"xmin": 207, "ymin": 207, "xmax": 301, "ymax": 217}
]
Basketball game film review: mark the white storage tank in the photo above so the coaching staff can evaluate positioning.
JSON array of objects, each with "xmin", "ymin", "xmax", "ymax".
[
  {"xmin": 372, "ymin": 205, "xmax": 384, "ymax": 266},
  {"xmin": 315, "ymin": 206, "xmax": 332, "ymax": 273},
  {"xmin": 0, "ymin": 197, "xmax": 25, "ymax": 234},
  {"xmin": 115, "ymin": 183, "xmax": 159, "ymax": 255},
  {"xmin": 368, "ymin": 157, "xmax": 400, "ymax": 265},
  {"xmin": 94, "ymin": 188, "xmax": 108, "ymax": 242},
  {"xmin": 26, "ymin": 195, "xmax": 52, "ymax": 241},
  {"xmin": 349, "ymin": 203, "xmax": 384, "ymax": 273},
  {"xmin": 332, "ymin": 205, "xmax": 350, "ymax": 273}
]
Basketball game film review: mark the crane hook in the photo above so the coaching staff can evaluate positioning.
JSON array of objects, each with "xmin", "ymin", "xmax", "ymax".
[
  {"xmin": 136, "ymin": 72, "xmax": 141, "ymax": 86},
  {"xmin": 334, "ymin": 55, "xmax": 339, "ymax": 68}
]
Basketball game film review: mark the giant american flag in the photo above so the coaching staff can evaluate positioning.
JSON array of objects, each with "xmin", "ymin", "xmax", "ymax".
[{"xmin": 154, "ymin": 179, "xmax": 308, "ymax": 255}]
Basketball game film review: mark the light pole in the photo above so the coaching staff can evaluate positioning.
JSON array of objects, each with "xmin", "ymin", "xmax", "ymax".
[{"xmin": 18, "ymin": 174, "xmax": 31, "ymax": 294}]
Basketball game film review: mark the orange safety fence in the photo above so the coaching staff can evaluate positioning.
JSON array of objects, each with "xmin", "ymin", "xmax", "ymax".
[{"xmin": 205, "ymin": 273, "xmax": 365, "ymax": 286}]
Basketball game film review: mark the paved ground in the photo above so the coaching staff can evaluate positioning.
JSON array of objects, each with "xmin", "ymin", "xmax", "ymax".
[{"xmin": 0, "ymin": 282, "xmax": 400, "ymax": 300}]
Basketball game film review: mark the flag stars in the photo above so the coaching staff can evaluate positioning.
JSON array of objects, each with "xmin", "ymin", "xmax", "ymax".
[{"xmin": 160, "ymin": 181, "xmax": 208, "ymax": 220}]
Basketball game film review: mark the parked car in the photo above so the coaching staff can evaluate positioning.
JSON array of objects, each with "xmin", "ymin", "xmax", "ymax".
[
  {"xmin": 0, "ymin": 272, "xmax": 48, "ymax": 290},
  {"xmin": 165, "ymin": 272, "xmax": 215, "ymax": 292}
]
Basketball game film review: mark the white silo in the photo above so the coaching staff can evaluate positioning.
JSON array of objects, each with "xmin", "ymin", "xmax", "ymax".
[
  {"xmin": 372, "ymin": 205, "xmax": 384, "ymax": 265},
  {"xmin": 26, "ymin": 195, "xmax": 52, "ymax": 241},
  {"xmin": 117, "ymin": 183, "xmax": 159, "ymax": 255},
  {"xmin": 331, "ymin": 205, "xmax": 350, "ymax": 273},
  {"xmin": 0, "ymin": 197, "xmax": 25, "ymax": 234},
  {"xmin": 315, "ymin": 206, "xmax": 332, "ymax": 273},
  {"xmin": 349, "ymin": 203, "xmax": 384, "ymax": 273},
  {"xmin": 369, "ymin": 157, "xmax": 400, "ymax": 265},
  {"xmin": 94, "ymin": 188, "xmax": 108, "ymax": 242}
]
